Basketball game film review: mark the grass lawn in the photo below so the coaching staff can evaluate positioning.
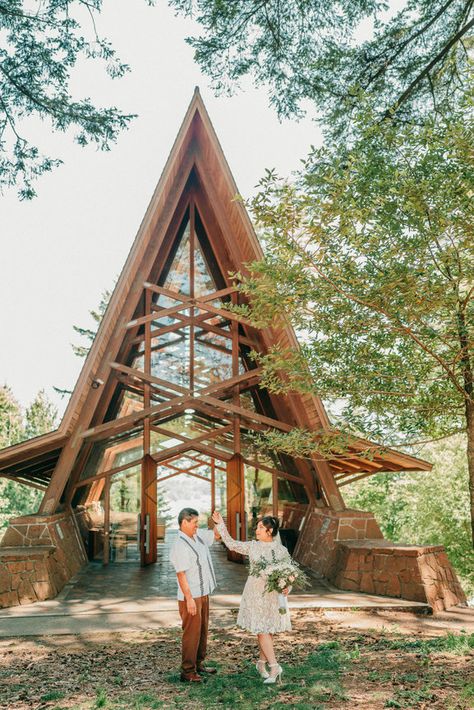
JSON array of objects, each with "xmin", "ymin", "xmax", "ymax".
[{"xmin": 0, "ymin": 610, "xmax": 473, "ymax": 709}]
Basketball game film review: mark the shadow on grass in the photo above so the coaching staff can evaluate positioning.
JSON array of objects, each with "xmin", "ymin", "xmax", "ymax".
[{"xmin": 161, "ymin": 641, "xmax": 349, "ymax": 709}]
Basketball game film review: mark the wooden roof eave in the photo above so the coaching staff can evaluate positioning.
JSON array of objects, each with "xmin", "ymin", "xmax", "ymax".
[
  {"xmin": 326, "ymin": 431, "xmax": 433, "ymax": 475},
  {"xmin": 0, "ymin": 428, "xmax": 67, "ymax": 471}
]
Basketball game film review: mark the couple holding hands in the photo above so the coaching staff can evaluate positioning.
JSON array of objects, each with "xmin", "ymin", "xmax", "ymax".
[{"xmin": 169, "ymin": 507, "xmax": 297, "ymax": 685}]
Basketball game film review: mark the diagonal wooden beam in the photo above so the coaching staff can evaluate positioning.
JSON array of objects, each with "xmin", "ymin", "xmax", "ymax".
[
  {"xmin": 158, "ymin": 460, "xmax": 206, "ymax": 474},
  {"xmin": 198, "ymin": 285, "xmax": 238, "ymax": 302},
  {"xmin": 143, "ymin": 282, "xmax": 192, "ymax": 303},
  {"xmin": 73, "ymin": 457, "xmax": 143, "ymax": 489},
  {"xmin": 110, "ymin": 362, "xmax": 190, "ymax": 395},
  {"xmin": 151, "ymin": 425, "xmax": 233, "ymax": 463},
  {"xmin": 158, "ymin": 469, "xmax": 212, "ymax": 484},
  {"xmin": 194, "ymin": 300, "xmax": 254, "ymax": 327},
  {"xmin": 241, "ymin": 457, "xmax": 304, "ymax": 485},
  {"xmin": 80, "ymin": 395, "xmax": 191, "ymax": 442},
  {"xmin": 150, "ymin": 422, "xmax": 233, "ymax": 446},
  {"xmin": 0, "ymin": 473, "xmax": 48, "ymax": 491},
  {"xmin": 192, "ymin": 394, "xmax": 293, "ymax": 433},
  {"xmin": 126, "ymin": 302, "xmax": 189, "ymax": 329},
  {"xmin": 198, "ymin": 368, "xmax": 262, "ymax": 397}
]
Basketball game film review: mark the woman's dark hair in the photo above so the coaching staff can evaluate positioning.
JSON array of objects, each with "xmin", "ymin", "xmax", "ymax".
[{"xmin": 261, "ymin": 515, "xmax": 279, "ymax": 537}]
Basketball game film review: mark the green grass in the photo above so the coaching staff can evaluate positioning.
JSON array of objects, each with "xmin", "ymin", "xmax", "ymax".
[
  {"xmin": 160, "ymin": 641, "xmax": 351, "ymax": 709},
  {"xmin": 40, "ymin": 690, "xmax": 66, "ymax": 702},
  {"xmin": 384, "ymin": 686, "xmax": 436, "ymax": 708},
  {"xmin": 364, "ymin": 630, "xmax": 474, "ymax": 655}
]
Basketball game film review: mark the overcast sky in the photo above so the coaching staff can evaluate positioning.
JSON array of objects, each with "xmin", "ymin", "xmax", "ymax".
[{"xmin": 0, "ymin": 1, "xmax": 324, "ymax": 419}]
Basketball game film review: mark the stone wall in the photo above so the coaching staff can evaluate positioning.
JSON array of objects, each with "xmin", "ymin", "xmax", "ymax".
[
  {"xmin": 0, "ymin": 510, "xmax": 88, "ymax": 607},
  {"xmin": 294, "ymin": 506, "xmax": 384, "ymax": 578},
  {"xmin": 333, "ymin": 540, "xmax": 467, "ymax": 611},
  {"xmin": 294, "ymin": 506, "xmax": 466, "ymax": 611},
  {"xmin": 280, "ymin": 502, "xmax": 307, "ymax": 531}
]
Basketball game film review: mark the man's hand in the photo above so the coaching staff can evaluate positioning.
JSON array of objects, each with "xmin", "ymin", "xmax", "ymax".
[
  {"xmin": 186, "ymin": 596, "xmax": 197, "ymax": 616},
  {"xmin": 212, "ymin": 510, "xmax": 223, "ymax": 525}
]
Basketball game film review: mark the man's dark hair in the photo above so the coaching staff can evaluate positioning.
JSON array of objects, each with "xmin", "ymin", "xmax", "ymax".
[{"xmin": 178, "ymin": 507, "xmax": 199, "ymax": 526}]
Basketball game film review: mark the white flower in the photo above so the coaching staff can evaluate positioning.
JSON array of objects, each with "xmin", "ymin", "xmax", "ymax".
[{"xmin": 278, "ymin": 579, "xmax": 286, "ymax": 589}]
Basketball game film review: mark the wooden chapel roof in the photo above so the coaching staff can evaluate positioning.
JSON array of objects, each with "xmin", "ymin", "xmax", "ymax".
[{"xmin": 0, "ymin": 88, "xmax": 431, "ymax": 489}]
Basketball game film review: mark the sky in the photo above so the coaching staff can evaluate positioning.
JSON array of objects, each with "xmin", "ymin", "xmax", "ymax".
[{"xmin": 0, "ymin": 0, "xmax": 323, "ymax": 421}]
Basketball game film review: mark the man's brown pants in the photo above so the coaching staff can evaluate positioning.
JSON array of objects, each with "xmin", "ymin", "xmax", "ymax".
[{"xmin": 178, "ymin": 595, "xmax": 209, "ymax": 676}]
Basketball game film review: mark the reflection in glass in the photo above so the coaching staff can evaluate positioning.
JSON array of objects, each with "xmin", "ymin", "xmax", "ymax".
[
  {"xmin": 80, "ymin": 430, "xmax": 143, "ymax": 481},
  {"xmin": 108, "ymin": 466, "xmax": 141, "ymax": 563},
  {"xmin": 244, "ymin": 464, "xmax": 273, "ymax": 539}
]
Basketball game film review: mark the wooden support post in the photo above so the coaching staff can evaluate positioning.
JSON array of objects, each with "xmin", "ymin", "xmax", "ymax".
[
  {"xmin": 103, "ymin": 476, "xmax": 110, "ymax": 566},
  {"xmin": 226, "ymin": 453, "xmax": 245, "ymax": 563},
  {"xmin": 231, "ymin": 291, "xmax": 241, "ymax": 456},
  {"xmin": 141, "ymin": 454, "xmax": 157, "ymax": 566},
  {"xmin": 272, "ymin": 473, "xmax": 278, "ymax": 518},
  {"xmin": 211, "ymin": 458, "xmax": 216, "ymax": 513},
  {"xmin": 144, "ymin": 289, "xmax": 152, "ymax": 456}
]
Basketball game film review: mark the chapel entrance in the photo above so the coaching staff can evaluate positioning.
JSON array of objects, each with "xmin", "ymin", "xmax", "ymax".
[{"xmin": 68, "ymin": 199, "xmax": 314, "ymax": 567}]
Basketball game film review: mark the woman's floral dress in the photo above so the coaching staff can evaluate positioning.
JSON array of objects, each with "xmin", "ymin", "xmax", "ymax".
[{"xmin": 216, "ymin": 521, "xmax": 292, "ymax": 634}]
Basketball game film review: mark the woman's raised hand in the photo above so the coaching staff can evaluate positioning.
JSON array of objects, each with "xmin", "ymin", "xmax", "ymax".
[{"xmin": 212, "ymin": 510, "xmax": 223, "ymax": 525}]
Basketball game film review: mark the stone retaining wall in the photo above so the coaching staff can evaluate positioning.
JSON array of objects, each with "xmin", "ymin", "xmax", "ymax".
[
  {"xmin": 293, "ymin": 506, "xmax": 466, "ymax": 611},
  {"xmin": 294, "ymin": 506, "xmax": 384, "ymax": 578},
  {"xmin": 332, "ymin": 540, "xmax": 467, "ymax": 611},
  {"xmin": 0, "ymin": 510, "xmax": 88, "ymax": 607}
]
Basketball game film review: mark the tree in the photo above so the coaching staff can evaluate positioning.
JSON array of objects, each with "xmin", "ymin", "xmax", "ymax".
[
  {"xmin": 0, "ymin": 385, "xmax": 23, "ymax": 448},
  {"xmin": 54, "ymin": 287, "xmax": 112, "ymax": 398},
  {"xmin": 157, "ymin": 488, "xmax": 173, "ymax": 525},
  {"xmin": 25, "ymin": 389, "xmax": 58, "ymax": 439},
  {"xmin": 0, "ymin": 1, "xmax": 154, "ymax": 199},
  {"xmin": 232, "ymin": 105, "xmax": 474, "ymax": 542},
  {"xmin": 170, "ymin": 0, "xmax": 474, "ymax": 547},
  {"xmin": 0, "ymin": 386, "xmax": 58, "ymax": 531},
  {"xmin": 345, "ymin": 435, "xmax": 473, "ymax": 595},
  {"xmin": 170, "ymin": 0, "xmax": 474, "ymax": 130}
]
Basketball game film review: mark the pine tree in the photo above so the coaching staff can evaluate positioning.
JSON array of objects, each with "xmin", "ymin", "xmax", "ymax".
[
  {"xmin": 0, "ymin": 386, "xmax": 58, "ymax": 532},
  {"xmin": 25, "ymin": 389, "xmax": 58, "ymax": 439}
]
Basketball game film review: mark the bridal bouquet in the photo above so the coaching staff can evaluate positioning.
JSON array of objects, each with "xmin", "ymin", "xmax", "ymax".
[{"xmin": 249, "ymin": 558, "xmax": 310, "ymax": 614}]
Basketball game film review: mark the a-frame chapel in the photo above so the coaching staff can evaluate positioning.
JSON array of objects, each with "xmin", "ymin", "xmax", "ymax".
[{"xmin": 0, "ymin": 90, "xmax": 466, "ymax": 611}]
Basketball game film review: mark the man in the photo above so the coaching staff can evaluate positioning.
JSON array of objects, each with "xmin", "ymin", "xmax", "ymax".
[{"xmin": 169, "ymin": 507, "xmax": 220, "ymax": 682}]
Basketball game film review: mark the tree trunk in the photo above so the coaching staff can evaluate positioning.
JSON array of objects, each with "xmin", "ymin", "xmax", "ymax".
[{"xmin": 466, "ymin": 399, "xmax": 474, "ymax": 548}]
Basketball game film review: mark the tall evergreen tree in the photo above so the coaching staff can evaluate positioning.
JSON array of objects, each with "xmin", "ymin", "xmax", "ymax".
[
  {"xmin": 0, "ymin": 385, "xmax": 23, "ymax": 448},
  {"xmin": 0, "ymin": 386, "xmax": 57, "ymax": 530},
  {"xmin": 25, "ymin": 389, "xmax": 58, "ymax": 439}
]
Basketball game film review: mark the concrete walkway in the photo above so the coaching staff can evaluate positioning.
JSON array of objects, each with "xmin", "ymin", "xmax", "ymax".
[{"xmin": 0, "ymin": 531, "xmax": 431, "ymax": 637}]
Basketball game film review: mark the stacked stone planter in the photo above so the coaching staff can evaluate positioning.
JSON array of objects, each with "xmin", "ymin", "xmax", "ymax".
[
  {"xmin": 294, "ymin": 506, "xmax": 466, "ymax": 611},
  {"xmin": 0, "ymin": 511, "xmax": 87, "ymax": 607}
]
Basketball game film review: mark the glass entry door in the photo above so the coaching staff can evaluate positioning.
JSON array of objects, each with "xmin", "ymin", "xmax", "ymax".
[{"xmin": 107, "ymin": 466, "xmax": 141, "ymax": 564}]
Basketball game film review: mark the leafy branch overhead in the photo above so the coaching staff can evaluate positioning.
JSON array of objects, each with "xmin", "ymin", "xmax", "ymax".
[
  {"xmin": 235, "ymin": 106, "xmax": 473, "ymax": 452},
  {"xmin": 170, "ymin": 0, "xmax": 474, "ymax": 131},
  {"xmin": 0, "ymin": 1, "xmax": 153, "ymax": 199}
]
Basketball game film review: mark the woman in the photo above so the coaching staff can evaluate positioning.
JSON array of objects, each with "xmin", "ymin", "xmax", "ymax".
[{"xmin": 211, "ymin": 510, "xmax": 291, "ymax": 684}]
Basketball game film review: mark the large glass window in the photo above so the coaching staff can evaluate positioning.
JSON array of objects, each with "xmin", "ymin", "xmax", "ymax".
[{"xmin": 79, "ymin": 430, "xmax": 143, "ymax": 482}]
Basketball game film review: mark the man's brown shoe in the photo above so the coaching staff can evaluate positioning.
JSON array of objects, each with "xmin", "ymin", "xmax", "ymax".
[
  {"xmin": 197, "ymin": 665, "xmax": 217, "ymax": 674},
  {"xmin": 180, "ymin": 672, "xmax": 203, "ymax": 683}
]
